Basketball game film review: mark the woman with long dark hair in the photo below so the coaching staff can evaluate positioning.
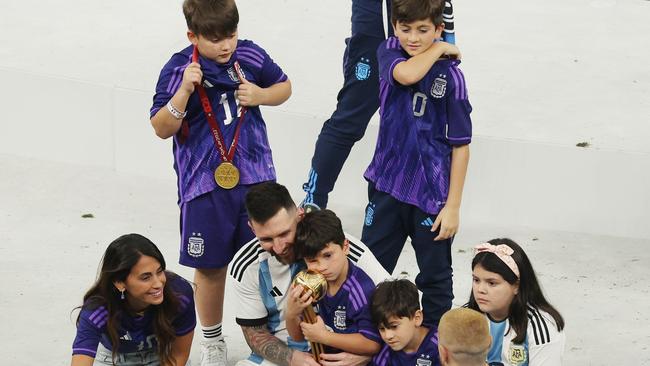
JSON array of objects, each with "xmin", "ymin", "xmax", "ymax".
[
  {"xmin": 71, "ymin": 234, "xmax": 195, "ymax": 365},
  {"xmin": 467, "ymin": 238, "xmax": 565, "ymax": 366}
]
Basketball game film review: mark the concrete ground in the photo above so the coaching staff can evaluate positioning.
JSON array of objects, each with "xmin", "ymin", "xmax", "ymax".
[{"xmin": 1, "ymin": 153, "xmax": 648, "ymax": 365}]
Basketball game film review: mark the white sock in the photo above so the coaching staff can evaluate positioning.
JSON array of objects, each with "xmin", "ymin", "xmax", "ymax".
[{"xmin": 202, "ymin": 323, "xmax": 224, "ymax": 342}]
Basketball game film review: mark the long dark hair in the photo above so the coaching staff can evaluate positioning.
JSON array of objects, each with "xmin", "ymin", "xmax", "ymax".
[
  {"xmin": 466, "ymin": 238, "xmax": 564, "ymax": 344},
  {"xmin": 75, "ymin": 234, "xmax": 181, "ymax": 365}
]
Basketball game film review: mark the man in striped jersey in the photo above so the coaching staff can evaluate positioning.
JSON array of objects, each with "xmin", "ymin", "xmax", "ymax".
[
  {"xmin": 301, "ymin": 0, "xmax": 455, "ymax": 210},
  {"xmin": 229, "ymin": 182, "xmax": 389, "ymax": 366},
  {"xmin": 361, "ymin": 0, "xmax": 470, "ymax": 327}
]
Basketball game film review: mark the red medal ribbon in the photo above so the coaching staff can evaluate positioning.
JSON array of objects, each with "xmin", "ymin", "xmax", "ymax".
[{"xmin": 192, "ymin": 46, "xmax": 247, "ymax": 162}]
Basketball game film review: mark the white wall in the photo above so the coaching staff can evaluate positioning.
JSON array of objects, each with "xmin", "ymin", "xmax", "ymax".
[
  {"xmin": 1, "ymin": 0, "xmax": 649, "ymax": 238},
  {"xmin": 2, "ymin": 68, "xmax": 648, "ymax": 238}
]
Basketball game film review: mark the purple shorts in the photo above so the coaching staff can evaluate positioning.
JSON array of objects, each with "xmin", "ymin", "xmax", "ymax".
[{"xmin": 179, "ymin": 185, "xmax": 255, "ymax": 269}]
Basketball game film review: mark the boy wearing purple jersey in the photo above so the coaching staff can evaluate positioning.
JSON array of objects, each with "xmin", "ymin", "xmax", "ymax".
[
  {"xmin": 150, "ymin": 0, "xmax": 291, "ymax": 364},
  {"xmin": 302, "ymin": 0, "xmax": 457, "ymax": 210},
  {"xmin": 286, "ymin": 210, "xmax": 382, "ymax": 357},
  {"xmin": 361, "ymin": 0, "xmax": 469, "ymax": 326},
  {"xmin": 370, "ymin": 279, "xmax": 441, "ymax": 366}
]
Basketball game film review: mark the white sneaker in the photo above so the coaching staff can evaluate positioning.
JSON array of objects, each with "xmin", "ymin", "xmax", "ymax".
[{"xmin": 200, "ymin": 339, "xmax": 227, "ymax": 366}]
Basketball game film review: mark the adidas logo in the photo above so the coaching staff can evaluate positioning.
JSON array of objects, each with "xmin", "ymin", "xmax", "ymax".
[
  {"xmin": 421, "ymin": 217, "xmax": 434, "ymax": 227},
  {"xmin": 269, "ymin": 286, "xmax": 283, "ymax": 297}
]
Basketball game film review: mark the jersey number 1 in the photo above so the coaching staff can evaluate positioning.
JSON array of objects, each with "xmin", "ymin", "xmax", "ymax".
[{"xmin": 219, "ymin": 93, "xmax": 235, "ymax": 125}]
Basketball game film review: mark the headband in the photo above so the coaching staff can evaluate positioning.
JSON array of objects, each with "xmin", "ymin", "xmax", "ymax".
[{"xmin": 474, "ymin": 243, "xmax": 520, "ymax": 278}]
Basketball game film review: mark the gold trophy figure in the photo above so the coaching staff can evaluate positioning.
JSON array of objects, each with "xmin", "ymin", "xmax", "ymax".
[{"xmin": 292, "ymin": 269, "xmax": 328, "ymax": 360}]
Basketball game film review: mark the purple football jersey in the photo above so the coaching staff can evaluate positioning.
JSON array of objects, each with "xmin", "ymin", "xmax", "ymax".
[
  {"xmin": 151, "ymin": 40, "xmax": 288, "ymax": 204},
  {"xmin": 72, "ymin": 274, "xmax": 196, "ymax": 358},
  {"xmin": 364, "ymin": 36, "xmax": 472, "ymax": 215},
  {"xmin": 316, "ymin": 260, "xmax": 381, "ymax": 352},
  {"xmin": 372, "ymin": 326, "xmax": 441, "ymax": 366}
]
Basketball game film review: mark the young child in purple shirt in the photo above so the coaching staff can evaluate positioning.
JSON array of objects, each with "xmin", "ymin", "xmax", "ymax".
[
  {"xmin": 361, "ymin": 0, "xmax": 470, "ymax": 326},
  {"xmin": 71, "ymin": 234, "xmax": 196, "ymax": 366},
  {"xmin": 149, "ymin": 0, "xmax": 291, "ymax": 363},
  {"xmin": 286, "ymin": 210, "xmax": 382, "ymax": 358},
  {"xmin": 301, "ymin": 0, "xmax": 457, "ymax": 210},
  {"xmin": 370, "ymin": 279, "xmax": 441, "ymax": 366}
]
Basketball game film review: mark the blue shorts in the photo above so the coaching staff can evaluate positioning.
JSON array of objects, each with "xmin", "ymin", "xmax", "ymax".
[{"xmin": 179, "ymin": 185, "xmax": 255, "ymax": 269}]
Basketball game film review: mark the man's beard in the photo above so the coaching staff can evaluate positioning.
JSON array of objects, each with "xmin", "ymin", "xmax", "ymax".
[{"xmin": 270, "ymin": 248, "xmax": 296, "ymax": 265}]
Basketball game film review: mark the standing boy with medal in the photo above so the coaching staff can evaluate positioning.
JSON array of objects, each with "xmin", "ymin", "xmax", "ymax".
[{"xmin": 150, "ymin": 0, "xmax": 291, "ymax": 365}]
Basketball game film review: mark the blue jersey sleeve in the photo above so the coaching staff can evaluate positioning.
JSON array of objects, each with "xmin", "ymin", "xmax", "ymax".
[
  {"xmin": 170, "ymin": 275, "xmax": 197, "ymax": 336},
  {"xmin": 377, "ymin": 37, "xmax": 407, "ymax": 86},
  {"xmin": 444, "ymin": 62, "xmax": 472, "ymax": 145},
  {"xmin": 236, "ymin": 41, "xmax": 288, "ymax": 88},
  {"xmin": 72, "ymin": 306, "xmax": 108, "ymax": 358},
  {"xmin": 150, "ymin": 49, "xmax": 192, "ymax": 118}
]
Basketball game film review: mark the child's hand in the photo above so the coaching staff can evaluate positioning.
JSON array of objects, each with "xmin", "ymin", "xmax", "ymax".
[
  {"xmin": 300, "ymin": 315, "xmax": 328, "ymax": 344},
  {"xmin": 432, "ymin": 41, "xmax": 461, "ymax": 60},
  {"xmin": 444, "ymin": 43, "xmax": 461, "ymax": 60},
  {"xmin": 286, "ymin": 284, "xmax": 313, "ymax": 319},
  {"xmin": 320, "ymin": 352, "xmax": 371, "ymax": 366},
  {"xmin": 431, "ymin": 205, "xmax": 459, "ymax": 240},
  {"xmin": 236, "ymin": 77, "xmax": 263, "ymax": 107},
  {"xmin": 180, "ymin": 62, "xmax": 202, "ymax": 94}
]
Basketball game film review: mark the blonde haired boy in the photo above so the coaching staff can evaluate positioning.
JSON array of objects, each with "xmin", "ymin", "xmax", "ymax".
[{"xmin": 438, "ymin": 308, "xmax": 491, "ymax": 366}]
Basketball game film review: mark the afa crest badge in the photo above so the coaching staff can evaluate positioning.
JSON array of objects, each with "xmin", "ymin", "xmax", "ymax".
[
  {"xmin": 364, "ymin": 203, "xmax": 375, "ymax": 226},
  {"xmin": 507, "ymin": 344, "xmax": 527, "ymax": 365},
  {"xmin": 416, "ymin": 356, "xmax": 432, "ymax": 366},
  {"xmin": 355, "ymin": 58, "xmax": 371, "ymax": 80},
  {"xmin": 431, "ymin": 77, "xmax": 447, "ymax": 98},
  {"xmin": 334, "ymin": 309, "xmax": 347, "ymax": 330},
  {"xmin": 187, "ymin": 233, "xmax": 205, "ymax": 257},
  {"xmin": 227, "ymin": 67, "xmax": 239, "ymax": 83}
]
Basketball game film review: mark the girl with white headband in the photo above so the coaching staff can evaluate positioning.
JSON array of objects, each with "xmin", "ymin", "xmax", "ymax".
[{"xmin": 466, "ymin": 238, "xmax": 565, "ymax": 366}]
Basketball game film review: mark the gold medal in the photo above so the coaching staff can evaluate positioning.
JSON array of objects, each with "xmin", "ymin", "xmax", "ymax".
[{"xmin": 214, "ymin": 162, "xmax": 240, "ymax": 189}]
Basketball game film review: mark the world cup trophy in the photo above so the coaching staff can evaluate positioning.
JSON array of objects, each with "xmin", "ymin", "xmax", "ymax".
[{"xmin": 292, "ymin": 269, "xmax": 328, "ymax": 360}]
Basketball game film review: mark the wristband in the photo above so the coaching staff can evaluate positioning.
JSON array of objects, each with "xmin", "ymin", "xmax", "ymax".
[{"xmin": 167, "ymin": 101, "xmax": 187, "ymax": 119}]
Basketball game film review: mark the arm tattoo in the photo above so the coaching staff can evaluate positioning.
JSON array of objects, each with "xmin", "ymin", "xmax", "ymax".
[{"xmin": 241, "ymin": 325, "xmax": 293, "ymax": 366}]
